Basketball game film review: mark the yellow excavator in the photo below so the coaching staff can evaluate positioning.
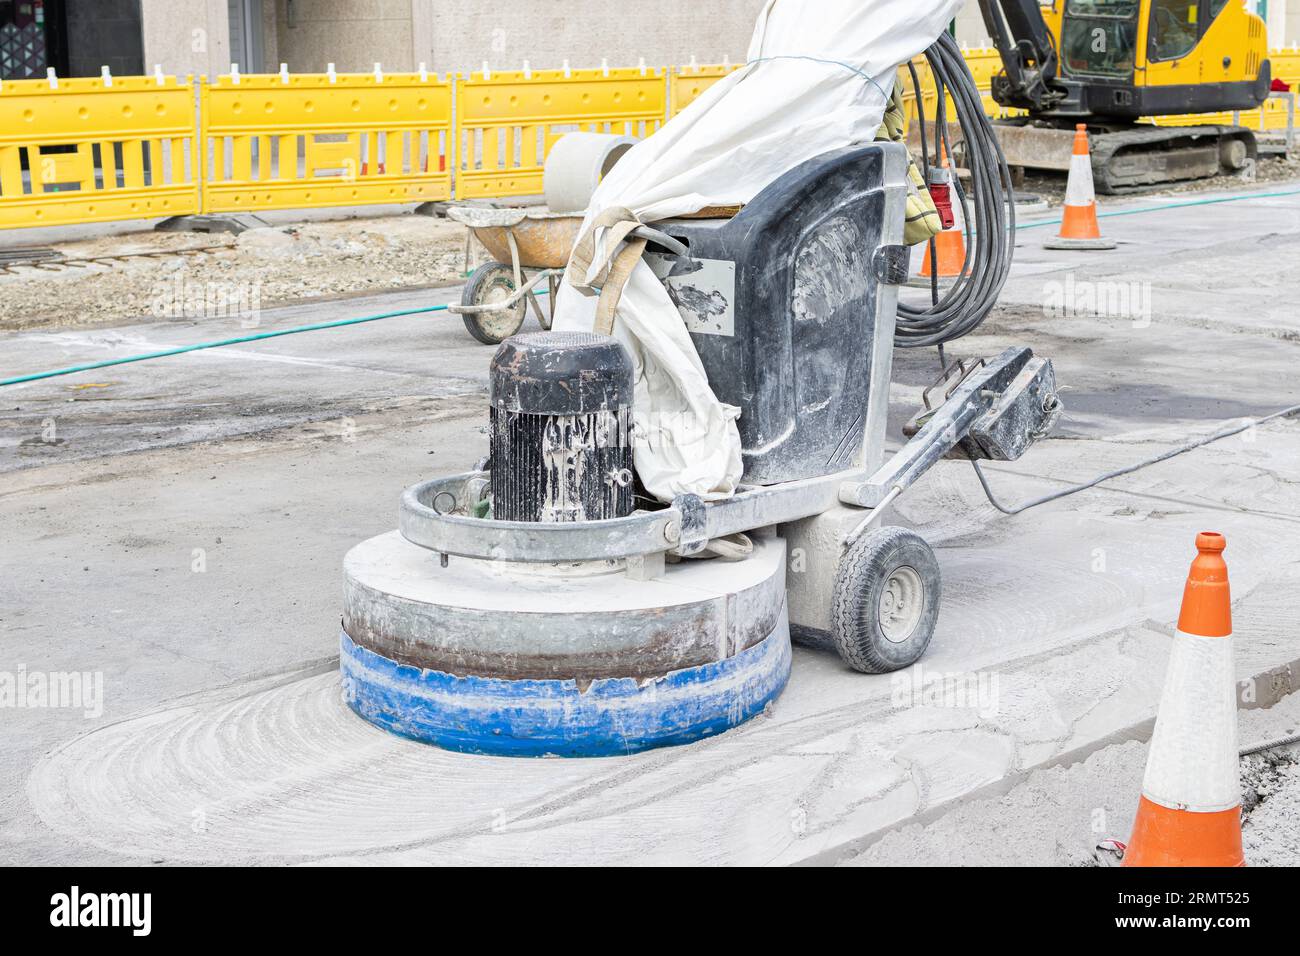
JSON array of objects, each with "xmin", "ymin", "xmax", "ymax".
[{"xmin": 980, "ymin": 0, "xmax": 1272, "ymax": 190}]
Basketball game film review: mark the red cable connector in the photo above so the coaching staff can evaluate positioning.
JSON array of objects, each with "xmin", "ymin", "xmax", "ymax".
[{"xmin": 927, "ymin": 167, "xmax": 955, "ymax": 230}]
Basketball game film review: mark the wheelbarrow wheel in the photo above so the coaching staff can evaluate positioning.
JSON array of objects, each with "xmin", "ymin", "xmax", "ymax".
[
  {"xmin": 462, "ymin": 262, "xmax": 527, "ymax": 345},
  {"xmin": 832, "ymin": 527, "xmax": 941, "ymax": 674}
]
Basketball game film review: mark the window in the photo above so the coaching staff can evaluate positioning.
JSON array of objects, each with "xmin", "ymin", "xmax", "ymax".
[
  {"xmin": 1065, "ymin": 0, "xmax": 1140, "ymax": 15},
  {"xmin": 1061, "ymin": 0, "xmax": 1140, "ymax": 78},
  {"xmin": 1150, "ymin": 0, "xmax": 1200, "ymax": 61},
  {"xmin": 0, "ymin": 0, "xmax": 49, "ymax": 79}
]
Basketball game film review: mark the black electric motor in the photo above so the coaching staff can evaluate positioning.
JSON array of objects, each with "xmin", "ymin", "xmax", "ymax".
[{"xmin": 489, "ymin": 332, "xmax": 635, "ymax": 523}]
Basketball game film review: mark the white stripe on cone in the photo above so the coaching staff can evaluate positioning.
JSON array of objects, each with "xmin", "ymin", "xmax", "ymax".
[
  {"xmin": 1141, "ymin": 630, "xmax": 1239, "ymax": 813},
  {"xmin": 1064, "ymin": 152, "xmax": 1095, "ymax": 208}
]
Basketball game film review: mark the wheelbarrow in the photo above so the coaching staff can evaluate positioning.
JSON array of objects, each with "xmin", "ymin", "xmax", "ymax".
[{"xmin": 446, "ymin": 205, "xmax": 688, "ymax": 345}]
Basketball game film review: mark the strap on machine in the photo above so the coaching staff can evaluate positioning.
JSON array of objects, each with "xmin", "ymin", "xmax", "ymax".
[
  {"xmin": 567, "ymin": 84, "xmax": 937, "ymax": 337},
  {"xmin": 564, "ymin": 206, "xmax": 648, "ymax": 336}
]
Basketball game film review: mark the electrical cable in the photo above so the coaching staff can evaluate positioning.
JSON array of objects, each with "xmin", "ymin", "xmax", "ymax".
[
  {"xmin": 896, "ymin": 31, "xmax": 1016, "ymax": 349},
  {"xmin": 1015, "ymin": 187, "xmax": 1300, "ymax": 230},
  {"xmin": 905, "ymin": 59, "xmax": 948, "ymax": 374},
  {"xmin": 969, "ymin": 403, "xmax": 1300, "ymax": 516}
]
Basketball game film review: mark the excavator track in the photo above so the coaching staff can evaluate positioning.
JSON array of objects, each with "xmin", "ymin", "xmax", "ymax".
[
  {"xmin": 992, "ymin": 121, "xmax": 1258, "ymax": 194},
  {"xmin": 1089, "ymin": 125, "xmax": 1257, "ymax": 193}
]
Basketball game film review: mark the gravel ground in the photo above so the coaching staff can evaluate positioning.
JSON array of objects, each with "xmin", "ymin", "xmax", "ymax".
[
  {"xmin": 1241, "ymin": 748, "xmax": 1300, "ymax": 866},
  {"xmin": 844, "ymin": 691, "xmax": 1300, "ymax": 867},
  {"xmin": 0, "ymin": 214, "xmax": 469, "ymax": 332}
]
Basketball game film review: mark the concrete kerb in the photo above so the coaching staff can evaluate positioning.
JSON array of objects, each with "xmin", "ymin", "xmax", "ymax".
[{"xmin": 802, "ymin": 642, "xmax": 1300, "ymax": 867}]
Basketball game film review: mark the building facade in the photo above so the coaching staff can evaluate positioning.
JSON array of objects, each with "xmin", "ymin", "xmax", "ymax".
[{"xmin": 1, "ymin": 0, "xmax": 1295, "ymax": 84}]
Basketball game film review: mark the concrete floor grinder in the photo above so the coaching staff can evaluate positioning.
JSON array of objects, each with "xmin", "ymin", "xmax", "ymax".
[{"xmin": 339, "ymin": 126, "xmax": 1060, "ymax": 757}]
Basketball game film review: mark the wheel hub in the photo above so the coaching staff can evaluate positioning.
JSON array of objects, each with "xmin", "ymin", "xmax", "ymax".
[
  {"xmin": 478, "ymin": 278, "xmax": 522, "ymax": 339},
  {"xmin": 878, "ymin": 565, "xmax": 925, "ymax": 644}
]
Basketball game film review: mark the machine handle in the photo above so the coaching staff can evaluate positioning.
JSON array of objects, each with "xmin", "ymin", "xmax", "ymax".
[{"xmin": 631, "ymin": 226, "xmax": 690, "ymax": 258}]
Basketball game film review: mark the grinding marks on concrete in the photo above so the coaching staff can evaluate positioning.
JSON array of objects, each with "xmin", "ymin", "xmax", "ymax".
[{"xmin": 22, "ymin": 445, "xmax": 1300, "ymax": 864}]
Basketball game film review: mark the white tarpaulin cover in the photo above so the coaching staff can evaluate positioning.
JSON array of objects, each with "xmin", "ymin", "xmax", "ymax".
[{"xmin": 552, "ymin": 0, "xmax": 964, "ymax": 502}]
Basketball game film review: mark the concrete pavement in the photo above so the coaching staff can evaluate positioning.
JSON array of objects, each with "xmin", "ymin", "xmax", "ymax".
[{"xmin": 3, "ymin": 184, "xmax": 1299, "ymax": 865}]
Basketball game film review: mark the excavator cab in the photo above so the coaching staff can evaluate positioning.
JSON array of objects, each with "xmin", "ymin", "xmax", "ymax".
[
  {"xmin": 982, "ymin": 0, "xmax": 1271, "ymax": 190},
  {"xmin": 1059, "ymin": 0, "xmax": 1140, "ymax": 81},
  {"xmin": 1057, "ymin": 0, "xmax": 1228, "ymax": 84},
  {"xmin": 987, "ymin": 0, "xmax": 1270, "ymax": 119}
]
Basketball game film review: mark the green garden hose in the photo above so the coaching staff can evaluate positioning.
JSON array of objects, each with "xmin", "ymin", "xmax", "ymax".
[
  {"xmin": 3, "ymin": 187, "xmax": 1298, "ymax": 389},
  {"xmin": 0, "ymin": 304, "xmax": 454, "ymax": 388}
]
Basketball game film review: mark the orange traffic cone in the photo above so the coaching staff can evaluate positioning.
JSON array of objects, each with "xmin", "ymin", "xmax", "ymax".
[
  {"xmin": 1124, "ymin": 532, "xmax": 1243, "ymax": 867},
  {"xmin": 1045, "ymin": 124, "xmax": 1117, "ymax": 250},
  {"xmin": 919, "ymin": 154, "xmax": 970, "ymax": 279}
]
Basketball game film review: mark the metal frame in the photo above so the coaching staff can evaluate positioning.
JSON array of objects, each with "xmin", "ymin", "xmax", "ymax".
[
  {"xmin": 401, "ymin": 467, "xmax": 853, "ymax": 563},
  {"xmin": 449, "ymin": 266, "xmax": 559, "ymax": 318},
  {"xmin": 1281, "ymin": 90, "xmax": 1297, "ymax": 157},
  {"xmin": 1237, "ymin": 90, "xmax": 1296, "ymax": 157},
  {"xmin": 399, "ymin": 347, "xmax": 1045, "ymax": 566},
  {"xmin": 411, "ymin": 147, "xmax": 1055, "ymax": 572}
]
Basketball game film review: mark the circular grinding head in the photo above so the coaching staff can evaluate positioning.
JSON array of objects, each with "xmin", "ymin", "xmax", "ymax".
[{"xmin": 339, "ymin": 532, "xmax": 792, "ymax": 757}]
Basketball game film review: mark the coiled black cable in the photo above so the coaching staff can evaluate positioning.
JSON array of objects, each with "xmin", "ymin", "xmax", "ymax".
[{"xmin": 896, "ymin": 32, "xmax": 1016, "ymax": 349}]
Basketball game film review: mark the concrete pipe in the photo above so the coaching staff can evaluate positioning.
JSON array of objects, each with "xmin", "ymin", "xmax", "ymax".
[{"xmin": 543, "ymin": 132, "xmax": 639, "ymax": 214}]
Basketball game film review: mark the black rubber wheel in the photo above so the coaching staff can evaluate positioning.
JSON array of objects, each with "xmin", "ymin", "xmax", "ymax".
[
  {"xmin": 832, "ymin": 526, "xmax": 941, "ymax": 674},
  {"xmin": 462, "ymin": 262, "xmax": 527, "ymax": 345}
]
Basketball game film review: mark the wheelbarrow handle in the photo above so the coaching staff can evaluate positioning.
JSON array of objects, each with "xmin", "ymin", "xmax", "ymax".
[{"xmin": 629, "ymin": 226, "xmax": 689, "ymax": 258}]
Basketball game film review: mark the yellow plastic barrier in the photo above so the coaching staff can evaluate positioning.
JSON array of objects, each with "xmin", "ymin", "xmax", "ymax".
[
  {"xmin": 1273, "ymin": 49, "xmax": 1300, "ymax": 85},
  {"xmin": 671, "ymin": 64, "xmax": 742, "ymax": 116},
  {"xmin": 959, "ymin": 48, "xmax": 1015, "ymax": 117},
  {"xmin": 455, "ymin": 67, "xmax": 666, "ymax": 201},
  {"xmin": 0, "ymin": 74, "xmax": 200, "ymax": 229},
  {"xmin": 1, "ymin": 48, "xmax": 1295, "ymax": 232},
  {"xmin": 200, "ymin": 71, "xmax": 452, "ymax": 214},
  {"xmin": 1150, "ymin": 100, "xmax": 1293, "ymax": 130},
  {"xmin": 899, "ymin": 48, "xmax": 1023, "ymax": 130}
]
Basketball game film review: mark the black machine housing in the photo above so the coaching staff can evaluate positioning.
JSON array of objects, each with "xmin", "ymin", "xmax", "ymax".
[{"xmin": 645, "ymin": 143, "xmax": 910, "ymax": 486}]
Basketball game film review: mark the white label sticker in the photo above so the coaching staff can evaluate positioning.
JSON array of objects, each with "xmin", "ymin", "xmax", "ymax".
[{"xmin": 646, "ymin": 253, "xmax": 736, "ymax": 337}]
